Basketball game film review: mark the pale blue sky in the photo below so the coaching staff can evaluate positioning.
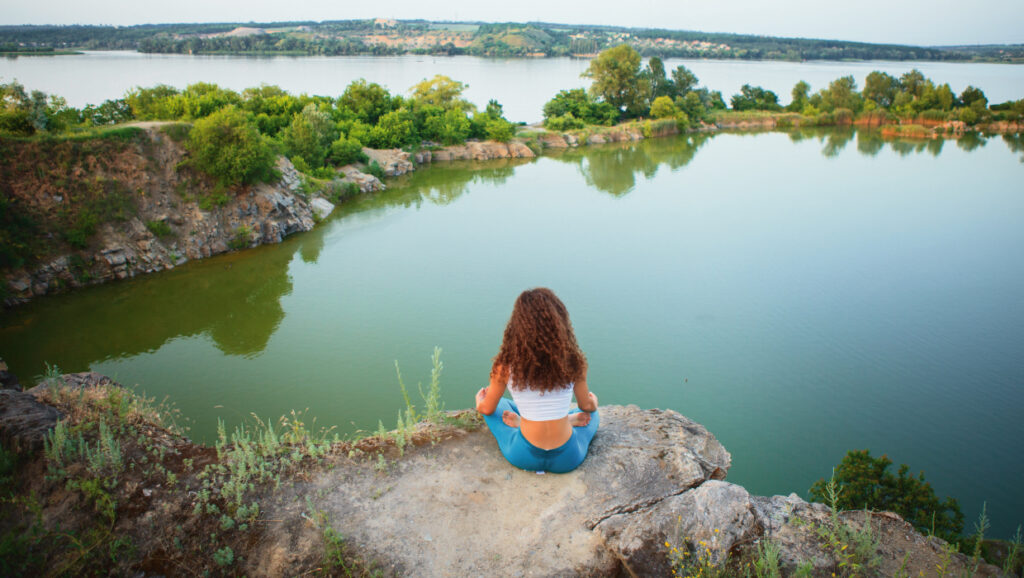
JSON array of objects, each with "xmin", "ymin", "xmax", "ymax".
[{"xmin": 6, "ymin": 0, "xmax": 1024, "ymax": 47}]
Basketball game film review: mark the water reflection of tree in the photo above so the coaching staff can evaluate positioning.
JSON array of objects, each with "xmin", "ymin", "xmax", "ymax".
[
  {"xmin": 956, "ymin": 132, "xmax": 986, "ymax": 152},
  {"xmin": 347, "ymin": 159, "xmax": 525, "ymax": 213},
  {"xmin": 789, "ymin": 127, "xmax": 997, "ymax": 160},
  {"xmin": 548, "ymin": 134, "xmax": 711, "ymax": 197},
  {"xmin": 0, "ymin": 244, "xmax": 296, "ymax": 377},
  {"xmin": 1002, "ymin": 133, "xmax": 1024, "ymax": 163}
]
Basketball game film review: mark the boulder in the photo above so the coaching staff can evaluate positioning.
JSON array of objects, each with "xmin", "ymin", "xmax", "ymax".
[
  {"xmin": 293, "ymin": 405, "xmax": 731, "ymax": 576},
  {"xmin": 0, "ymin": 389, "xmax": 62, "ymax": 454}
]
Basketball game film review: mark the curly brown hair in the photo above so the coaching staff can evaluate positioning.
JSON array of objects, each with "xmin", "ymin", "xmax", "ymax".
[{"xmin": 491, "ymin": 288, "xmax": 587, "ymax": 392}]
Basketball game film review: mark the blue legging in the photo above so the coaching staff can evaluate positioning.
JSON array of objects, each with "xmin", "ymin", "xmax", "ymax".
[{"xmin": 482, "ymin": 398, "xmax": 599, "ymax": 474}]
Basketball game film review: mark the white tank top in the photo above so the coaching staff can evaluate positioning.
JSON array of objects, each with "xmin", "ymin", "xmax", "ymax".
[{"xmin": 508, "ymin": 382, "xmax": 573, "ymax": 421}]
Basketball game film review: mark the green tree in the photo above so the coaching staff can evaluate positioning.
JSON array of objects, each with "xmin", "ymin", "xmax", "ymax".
[
  {"xmin": 670, "ymin": 65, "xmax": 699, "ymax": 98},
  {"xmin": 185, "ymin": 106, "xmax": 277, "ymax": 187},
  {"xmin": 367, "ymin": 108, "xmax": 417, "ymax": 148},
  {"xmin": 809, "ymin": 449, "xmax": 964, "ymax": 542},
  {"xmin": 339, "ymin": 79, "xmax": 395, "ymax": 125},
  {"xmin": 676, "ymin": 92, "xmax": 707, "ymax": 122},
  {"xmin": 649, "ymin": 96, "xmax": 679, "ymax": 119},
  {"xmin": 583, "ymin": 44, "xmax": 643, "ymax": 117},
  {"xmin": 410, "ymin": 75, "xmax": 473, "ymax": 112},
  {"xmin": 788, "ymin": 80, "xmax": 810, "ymax": 112},
  {"xmin": 730, "ymin": 84, "xmax": 782, "ymax": 111},
  {"xmin": 645, "ymin": 56, "xmax": 673, "ymax": 100},
  {"xmin": 542, "ymin": 88, "xmax": 617, "ymax": 126},
  {"xmin": 959, "ymin": 86, "xmax": 988, "ymax": 110},
  {"xmin": 328, "ymin": 136, "xmax": 366, "ymax": 165},
  {"xmin": 819, "ymin": 75, "xmax": 863, "ymax": 113},
  {"xmin": 280, "ymin": 103, "xmax": 339, "ymax": 168},
  {"xmin": 863, "ymin": 71, "xmax": 899, "ymax": 108}
]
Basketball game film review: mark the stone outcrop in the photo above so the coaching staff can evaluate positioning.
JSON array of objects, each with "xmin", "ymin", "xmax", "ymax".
[
  {"xmin": 0, "ymin": 375, "xmax": 1007, "ymax": 576},
  {"xmin": 414, "ymin": 140, "xmax": 535, "ymax": 163},
  {"xmin": 0, "ymin": 389, "xmax": 62, "ymax": 453},
  {"xmin": 3, "ymin": 136, "xmax": 320, "ymax": 306}
]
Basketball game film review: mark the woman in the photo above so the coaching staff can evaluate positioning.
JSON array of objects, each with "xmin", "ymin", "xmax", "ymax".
[{"xmin": 475, "ymin": 288, "xmax": 599, "ymax": 474}]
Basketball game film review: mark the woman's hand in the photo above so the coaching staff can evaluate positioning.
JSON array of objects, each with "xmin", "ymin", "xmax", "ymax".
[
  {"xmin": 585, "ymin": 391, "xmax": 598, "ymax": 412},
  {"xmin": 475, "ymin": 387, "xmax": 488, "ymax": 413}
]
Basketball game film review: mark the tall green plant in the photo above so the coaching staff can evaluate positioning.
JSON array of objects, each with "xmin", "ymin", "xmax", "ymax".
[{"xmin": 809, "ymin": 449, "xmax": 963, "ymax": 542}]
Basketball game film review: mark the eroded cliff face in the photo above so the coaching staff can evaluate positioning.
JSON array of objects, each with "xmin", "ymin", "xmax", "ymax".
[{"xmin": 1, "ymin": 129, "xmax": 326, "ymax": 306}]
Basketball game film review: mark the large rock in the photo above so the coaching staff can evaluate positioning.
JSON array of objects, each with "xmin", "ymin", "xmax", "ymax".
[
  {"xmin": 0, "ymin": 389, "xmax": 62, "ymax": 453},
  {"xmin": 292, "ymin": 405, "xmax": 730, "ymax": 576}
]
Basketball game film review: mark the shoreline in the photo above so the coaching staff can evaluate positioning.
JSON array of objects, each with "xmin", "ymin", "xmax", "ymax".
[{"xmin": 2, "ymin": 117, "xmax": 1021, "ymax": 308}]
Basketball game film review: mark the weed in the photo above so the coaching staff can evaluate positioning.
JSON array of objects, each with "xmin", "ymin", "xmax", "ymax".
[
  {"xmin": 751, "ymin": 538, "xmax": 782, "ymax": 578},
  {"xmin": 969, "ymin": 503, "xmax": 990, "ymax": 573},
  {"xmin": 1004, "ymin": 525, "xmax": 1023, "ymax": 575},
  {"xmin": 228, "ymin": 225, "xmax": 253, "ymax": 250},
  {"xmin": 145, "ymin": 220, "xmax": 173, "ymax": 238},
  {"xmin": 813, "ymin": 470, "xmax": 881, "ymax": 576},
  {"xmin": 366, "ymin": 160, "xmax": 385, "ymax": 180},
  {"xmin": 213, "ymin": 546, "xmax": 234, "ymax": 567}
]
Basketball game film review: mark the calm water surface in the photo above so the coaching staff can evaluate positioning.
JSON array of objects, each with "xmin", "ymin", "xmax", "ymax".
[
  {"xmin": 2, "ymin": 130, "xmax": 1022, "ymax": 535},
  {"xmin": 2, "ymin": 51, "xmax": 1023, "ymax": 122}
]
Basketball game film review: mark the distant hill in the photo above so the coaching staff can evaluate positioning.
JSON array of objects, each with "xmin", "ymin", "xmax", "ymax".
[{"xmin": 0, "ymin": 20, "xmax": 1021, "ymax": 62}]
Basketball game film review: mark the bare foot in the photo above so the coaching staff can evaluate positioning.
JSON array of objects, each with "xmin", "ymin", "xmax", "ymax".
[
  {"xmin": 502, "ymin": 410, "xmax": 521, "ymax": 428},
  {"xmin": 568, "ymin": 412, "xmax": 591, "ymax": 427}
]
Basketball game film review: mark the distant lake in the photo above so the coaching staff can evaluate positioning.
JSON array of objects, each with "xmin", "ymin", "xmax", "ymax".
[
  {"xmin": 2, "ymin": 51, "xmax": 1023, "ymax": 122},
  {"xmin": 2, "ymin": 129, "xmax": 1023, "ymax": 536}
]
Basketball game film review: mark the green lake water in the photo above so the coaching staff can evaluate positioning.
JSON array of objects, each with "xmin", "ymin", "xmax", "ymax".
[{"xmin": 2, "ymin": 129, "xmax": 1023, "ymax": 535}]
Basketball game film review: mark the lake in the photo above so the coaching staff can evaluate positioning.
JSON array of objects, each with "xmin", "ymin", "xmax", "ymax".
[
  {"xmin": 2, "ymin": 51, "xmax": 1024, "ymax": 123},
  {"xmin": 1, "ymin": 128, "xmax": 1022, "ymax": 536}
]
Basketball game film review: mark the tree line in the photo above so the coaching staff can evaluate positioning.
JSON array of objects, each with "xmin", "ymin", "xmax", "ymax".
[
  {"xmin": 0, "ymin": 76, "xmax": 517, "ymax": 187},
  {"xmin": 2, "ymin": 21, "xmax": 1021, "ymax": 62},
  {"xmin": 542, "ymin": 45, "xmax": 1024, "ymax": 130}
]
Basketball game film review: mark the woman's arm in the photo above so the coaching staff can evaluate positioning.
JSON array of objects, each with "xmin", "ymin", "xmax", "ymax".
[
  {"xmin": 573, "ymin": 370, "xmax": 598, "ymax": 413},
  {"xmin": 475, "ymin": 364, "xmax": 509, "ymax": 415}
]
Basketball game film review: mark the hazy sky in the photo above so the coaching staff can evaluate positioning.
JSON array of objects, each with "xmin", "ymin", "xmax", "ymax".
[{"xmin": 6, "ymin": 0, "xmax": 1024, "ymax": 47}]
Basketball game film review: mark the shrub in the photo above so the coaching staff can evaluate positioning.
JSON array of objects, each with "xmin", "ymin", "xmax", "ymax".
[
  {"xmin": 328, "ymin": 136, "xmax": 367, "ymax": 166},
  {"xmin": 544, "ymin": 113, "xmax": 586, "ymax": 131},
  {"xmin": 484, "ymin": 118, "xmax": 514, "ymax": 142},
  {"xmin": 185, "ymin": 106, "xmax": 277, "ymax": 187},
  {"xmin": 145, "ymin": 220, "xmax": 172, "ymax": 238},
  {"xmin": 809, "ymin": 449, "xmax": 963, "ymax": 542},
  {"xmin": 650, "ymin": 96, "xmax": 679, "ymax": 119}
]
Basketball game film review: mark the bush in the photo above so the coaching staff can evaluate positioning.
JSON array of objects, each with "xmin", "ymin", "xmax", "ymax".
[
  {"xmin": 145, "ymin": 220, "xmax": 173, "ymax": 238},
  {"xmin": 544, "ymin": 113, "xmax": 586, "ymax": 131},
  {"xmin": 484, "ymin": 118, "xmax": 514, "ymax": 142},
  {"xmin": 649, "ymin": 96, "xmax": 679, "ymax": 120},
  {"xmin": 809, "ymin": 449, "xmax": 964, "ymax": 542},
  {"xmin": 328, "ymin": 136, "xmax": 367, "ymax": 166},
  {"xmin": 185, "ymin": 106, "xmax": 278, "ymax": 187}
]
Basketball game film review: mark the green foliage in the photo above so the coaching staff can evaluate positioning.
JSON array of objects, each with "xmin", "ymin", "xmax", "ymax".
[
  {"xmin": 228, "ymin": 226, "xmax": 253, "ymax": 251},
  {"xmin": 366, "ymin": 160, "xmax": 385, "ymax": 180},
  {"xmin": 0, "ymin": 194, "xmax": 42, "ymax": 269},
  {"xmin": 145, "ymin": 220, "xmax": 173, "ymax": 238},
  {"xmin": 583, "ymin": 44, "xmax": 643, "ymax": 117},
  {"xmin": 339, "ymin": 79, "xmax": 397, "ymax": 125},
  {"xmin": 410, "ymin": 74, "xmax": 473, "ymax": 112},
  {"xmin": 650, "ymin": 96, "xmax": 679, "ymax": 119},
  {"xmin": 366, "ymin": 109, "xmax": 417, "ymax": 149},
  {"xmin": 421, "ymin": 107, "xmax": 471, "ymax": 145},
  {"xmin": 329, "ymin": 135, "xmax": 367, "ymax": 165},
  {"xmin": 730, "ymin": 84, "xmax": 782, "ymax": 111},
  {"xmin": 809, "ymin": 449, "xmax": 964, "ymax": 542},
  {"xmin": 158, "ymin": 122, "xmax": 192, "ymax": 142},
  {"xmin": 58, "ymin": 178, "xmax": 136, "ymax": 249},
  {"xmin": 185, "ymin": 106, "xmax": 278, "ymax": 187},
  {"xmin": 543, "ymin": 88, "xmax": 617, "ymax": 127},
  {"xmin": 281, "ymin": 103, "xmax": 339, "ymax": 168},
  {"xmin": 213, "ymin": 546, "xmax": 234, "ymax": 567}
]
